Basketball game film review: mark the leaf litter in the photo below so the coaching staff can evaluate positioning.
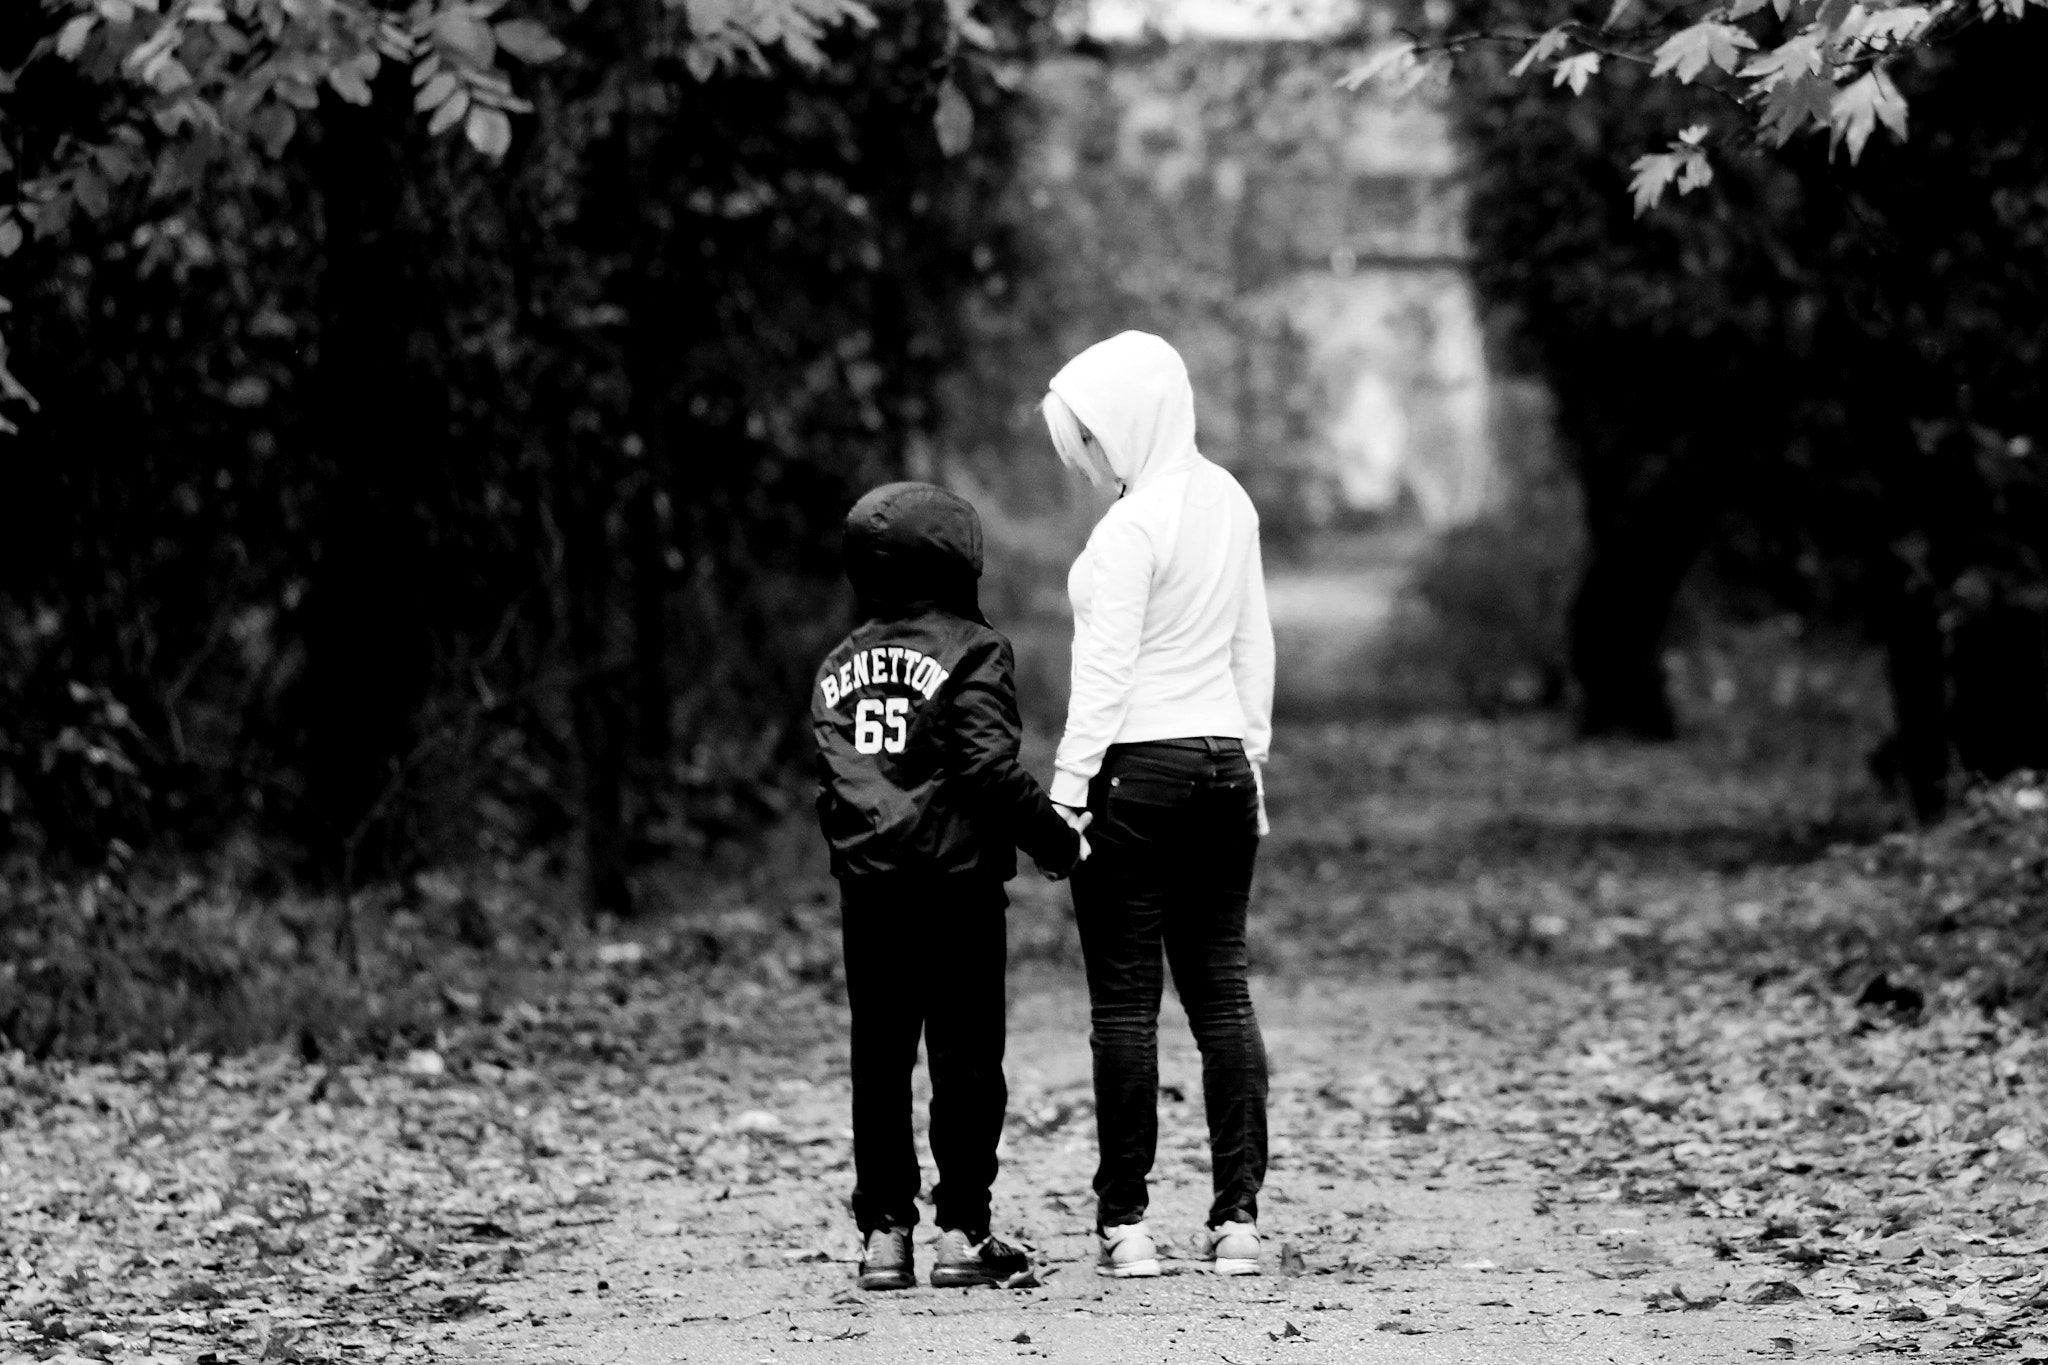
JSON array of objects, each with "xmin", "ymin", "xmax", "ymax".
[
  {"xmin": 0, "ymin": 936, "xmax": 855, "ymax": 1365},
  {"xmin": 6, "ymin": 714, "xmax": 2048, "ymax": 1360}
]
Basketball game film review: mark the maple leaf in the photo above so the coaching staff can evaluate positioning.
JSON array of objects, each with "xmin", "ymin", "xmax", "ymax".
[
  {"xmin": 1741, "ymin": 31, "xmax": 1825, "ymax": 93},
  {"xmin": 1845, "ymin": 3, "xmax": 1933, "ymax": 47},
  {"xmin": 1510, "ymin": 26, "xmax": 1573, "ymax": 78},
  {"xmin": 1829, "ymin": 66, "xmax": 1908, "ymax": 160},
  {"xmin": 1652, "ymin": 21, "xmax": 1758, "ymax": 82},
  {"xmin": 1814, "ymin": 0, "xmax": 1858, "ymax": 30},
  {"xmin": 1629, "ymin": 138, "xmax": 1714, "ymax": 213},
  {"xmin": 1758, "ymin": 71, "xmax": 1838, "ymax": 144},
  {"xmin": 1628, "ymin": 152, "xmax": 1683, "ymax": 213},
  {"xmin": 1554, "ymin": 51, "xmax": 1604, "ymax": 94}
]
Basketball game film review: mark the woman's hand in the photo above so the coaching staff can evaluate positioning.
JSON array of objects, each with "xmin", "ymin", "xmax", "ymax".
[
  {"xmin": 1048, "ymin": 803, "xmax": 1093, "ymax": 878},
  {"xmin": 1252, "ymin": 764, "xmax": 1270, "ymax": 839}
]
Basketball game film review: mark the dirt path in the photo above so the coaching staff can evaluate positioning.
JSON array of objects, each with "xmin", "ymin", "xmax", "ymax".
[
  {"xmin": 1264, "ymin": 529, "xmax": 1422, "ymax": 720},
  {"xmin": 450, "ymin": 971, "xmax": 1870, "ymax": 1365}
]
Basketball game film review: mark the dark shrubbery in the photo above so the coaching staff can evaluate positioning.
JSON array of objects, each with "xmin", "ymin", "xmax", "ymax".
[
  {"xmin": 0, "ymin": 0, "xmax": 1048, "ymax": 908},
  {"xmin": 1442, "ymin": 9, "xmax": 2048, "ymax": 811},
  {"xmin": 0, "ymin": 873, "xmax": 501, "ymax": 1059}
]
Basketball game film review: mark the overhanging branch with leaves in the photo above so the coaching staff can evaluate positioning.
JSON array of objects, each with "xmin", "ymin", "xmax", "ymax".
[
  {"xmin": 1342, "ymin": 0, "xmax": 2034, "ymax": 212},
  {"xmin": 0, "ymin": 0, "xmax": 883, "ymax": 430}
]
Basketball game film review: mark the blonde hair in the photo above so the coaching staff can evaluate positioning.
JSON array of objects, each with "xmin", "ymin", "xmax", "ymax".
[
  {"xmin": 1041, "ymin": 390, "xmax": 1093, "ymax": 477},
  {"xmin": 1044, "ymin": 390, "xmax": 1126, "ymax": 493}
]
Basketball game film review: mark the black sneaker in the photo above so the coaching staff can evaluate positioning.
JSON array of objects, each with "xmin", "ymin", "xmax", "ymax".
[
  {"xmin": 857, "ymin": 1226, "xmax": 914, "ymax": 1290},
  {"xmin": 930, "ymin": 1228, "xmax": 1033, "ymax": 1288}
]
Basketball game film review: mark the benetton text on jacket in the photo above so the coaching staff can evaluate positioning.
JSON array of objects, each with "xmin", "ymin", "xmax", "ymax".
[{"xmin": 819, "ymin": 645, "xmax": 953, "ymax": 710}]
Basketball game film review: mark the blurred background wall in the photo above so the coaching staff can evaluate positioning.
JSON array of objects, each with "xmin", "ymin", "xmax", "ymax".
[{"xmin": 935, "ymin": 35, "xmax": 1576, "ymax": 727}]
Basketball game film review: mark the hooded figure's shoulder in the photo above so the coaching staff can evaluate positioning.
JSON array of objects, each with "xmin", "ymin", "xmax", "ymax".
[
  {"xmin": 931, "ymin": 613, "xmax": 1009, "ymax": 661},
  {"xmin": 1201, "ymin": 458, "xmax": 1261, "ymax": 521},
  {"xmin": 940, "ymin": 622, "xmax": 1020, "ymax": 700}
]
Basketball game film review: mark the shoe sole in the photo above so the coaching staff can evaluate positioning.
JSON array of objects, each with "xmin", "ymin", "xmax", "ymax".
[
  {"xmin": 1097, "ymin": 1258, "xmax": 1161, "ymax": 1278},
  {"xmin": 1211, "ymin": 1257, "xmax": 1260, "ymax": 1276},
  {"xmin": 858, "ymin": 1271, "xmax": 914, "ymax": 1290},
  {"xmin": 930, "ymin": 1267, "xmax": 997, "ymax": 1288}
]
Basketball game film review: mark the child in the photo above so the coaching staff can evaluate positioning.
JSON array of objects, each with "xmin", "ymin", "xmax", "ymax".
[{"xmin": 813, "ymin": 481, "xmax": 1086, "ymax": 1290}]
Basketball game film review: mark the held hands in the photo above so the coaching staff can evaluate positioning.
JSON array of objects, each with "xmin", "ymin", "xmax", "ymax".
[
  {"xmin": 1058, "ymin": 806, "xmax": 1093, "ymax": 863},
  {"xmin": 1253, "ymin": 763, "xmax": 1270, "ymax": 839},
  {"xmin": 1044, "ymin": 804, "xmax": 1093, "ymax": 880}
]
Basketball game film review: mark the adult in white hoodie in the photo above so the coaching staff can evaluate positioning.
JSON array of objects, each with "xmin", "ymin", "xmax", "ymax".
[{"xmin": 1041, "ymin": 331, "xmax": 1274, "ymax": 1279}]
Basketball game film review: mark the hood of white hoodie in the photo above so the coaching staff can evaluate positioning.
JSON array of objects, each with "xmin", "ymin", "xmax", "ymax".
[{"xmin": 1047, "ymin": 331, "xmax": 1201, "ymax": 491}]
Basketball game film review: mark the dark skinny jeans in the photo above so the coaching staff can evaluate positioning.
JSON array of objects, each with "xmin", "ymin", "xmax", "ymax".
[
  {"xmin": 1072, "ymin": 738, "xmax": 1268, "ymax": 1231},
  {"xmin": 840, "ymin": 873, "xmax": 1009, "ymax": 1236}
]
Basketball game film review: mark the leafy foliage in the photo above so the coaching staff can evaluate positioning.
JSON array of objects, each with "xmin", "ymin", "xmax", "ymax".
[
  {"xmin": 1626, "ymin": 121, "xmax": 1711, "ymax": 210},
  {"xmin": 1435, "ymin": 10, "xmax": 2048, "ymax": 792},
  {"xmin": 1346, "ymin": 0, "xmax": 2044, "ymax": 210},
  {"xmin": 0, "ymin": 0, "xmax": 1046, "ymax": 899},
  {"xmin": 0, "ymin": 0, "xmax": 881, "ymax": 431}
]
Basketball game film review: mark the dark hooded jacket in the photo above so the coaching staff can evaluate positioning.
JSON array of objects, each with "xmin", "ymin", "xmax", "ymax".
[{"xmin": 814, "ymin": 482, "xmax": 1080, "ymax": 882}]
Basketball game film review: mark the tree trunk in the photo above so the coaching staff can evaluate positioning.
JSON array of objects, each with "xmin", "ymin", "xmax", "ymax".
[
  {"xmin": 1949, "ymin": 602, "xmax": 2048, "ymax": 782},
  {"xmin": 1567, "ymin": 491, "xmax": 1708, "ymax": 740},
  {"xmin": 1877, "ymin": 577, "xmax": 1950, "ymax": 821},
  {"xmin": 626, "ymin": 475, "xmax": 673, "ymax": 773},
  {"xmin": 555, "ymin": 473, "xmax": 634, "ymax": 919},
  {"xmin": 300, "ymin": 95, "xmax": 437, "ymax": 879},
  {"xmin": 1870, "ymin": 417, "xmax": 2048, "ymax": 816},
  {"xmin": 614, "ymin": 0, "xmax": 675, "ymax": 863},
  {"xmin": 1569, "ymin": 548, "xmax": 1674, "ymax": 739}
]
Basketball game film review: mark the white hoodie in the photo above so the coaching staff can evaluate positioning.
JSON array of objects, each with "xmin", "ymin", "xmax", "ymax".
[{"xmin": 1047, "ymin": 331, "xmax": 1275, "ymax": 809}]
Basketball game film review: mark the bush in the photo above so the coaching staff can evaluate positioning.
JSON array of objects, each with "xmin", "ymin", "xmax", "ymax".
[
  {"xmin": 0, "ymin": 0, "xmax": 1050, "ymax": 902},
  {"xmin": 1394, "ymin": 515, "xmax": 1578, "ymax": 713},
  {"xmin": 1443, "ymin": 0, "xmax": 2048, "ymax": 794},
  {"xmin": 0, "ymin": 867, "xmax": 567, "ymax": 1059},
  {"xmin": 1371, "ymin": 379, "xmax": 1581, "ymax": 713}
]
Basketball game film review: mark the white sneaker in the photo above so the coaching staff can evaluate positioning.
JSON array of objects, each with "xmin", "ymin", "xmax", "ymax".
[
  {"xmin": 1208, "ymin": 1221, "xmax": 1260, "ymax": 1275},
  {"xmin": 1096, "ymin": 1221, "xmax": 1161, "ymax": 1278}
]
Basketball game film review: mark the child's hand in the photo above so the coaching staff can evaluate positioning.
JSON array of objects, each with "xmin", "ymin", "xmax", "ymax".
[{"xmin": 1048, "ymin": 805, "xmax": 1092, "ymax": 878}]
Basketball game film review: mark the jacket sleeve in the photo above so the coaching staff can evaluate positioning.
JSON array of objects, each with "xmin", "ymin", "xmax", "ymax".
[
  {"xmin": 1052, "ymin": 510, "xmax": 1154, "ymax": 808},
  {"xmin": 1231, "ymin": 515, "xmax": 1275, "ymax": 770},
  {"xmin": 943, "ymin": 636, "xmax": 1083, "ymax": 875}
]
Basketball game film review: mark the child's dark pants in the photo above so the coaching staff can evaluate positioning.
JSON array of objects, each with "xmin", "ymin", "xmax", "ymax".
[{"xmin": 840, "ymin": 873, "xmax": 1009, "ymax": 1235}]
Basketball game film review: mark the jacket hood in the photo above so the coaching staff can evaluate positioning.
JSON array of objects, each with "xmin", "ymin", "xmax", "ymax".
[
  {"xmin": 842, "ymin": 481, "xmax": 988, "ymax": 625},
  {"xmin": 1047, "ymin": 331, "xmax": 1201, "ymax": 491}
]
